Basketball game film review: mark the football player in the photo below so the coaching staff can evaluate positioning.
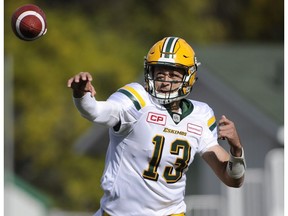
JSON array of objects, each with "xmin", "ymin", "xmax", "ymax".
[{"xmin": 67, "ymin": 37, "xmax": 246, "ymax": 216}]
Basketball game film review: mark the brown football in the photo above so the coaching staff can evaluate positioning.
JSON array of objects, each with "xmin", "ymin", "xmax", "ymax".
[{"xmin": 11, "ymin": 4, "xmax": 47, "ymax": 41}]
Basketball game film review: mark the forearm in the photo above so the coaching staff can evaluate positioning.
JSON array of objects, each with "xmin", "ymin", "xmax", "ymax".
[
  {"xmin": 73, "ymin": 92, "xmax": 120, "ymax": 127},
  {"xmin": 217, "ymin": 161, "xmax": 245, "ymax": 188},
  {"xmin": 203, "ymin": 145, "xmax": 246, "ymax": 188}
]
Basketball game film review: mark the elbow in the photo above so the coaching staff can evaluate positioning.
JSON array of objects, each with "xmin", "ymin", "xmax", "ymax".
[
  {"xmin": 225, "ymin": 175, "xmax": 245, "ymax": 188},
  {"xmin": 229, "ymin": 182, "xmax": 243, "ymax": 188}
]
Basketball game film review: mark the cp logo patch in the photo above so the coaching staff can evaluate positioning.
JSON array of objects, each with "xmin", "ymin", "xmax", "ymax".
[{"xmin": 147, "ymin": 112, "xmax": 167, "ymax": 126}]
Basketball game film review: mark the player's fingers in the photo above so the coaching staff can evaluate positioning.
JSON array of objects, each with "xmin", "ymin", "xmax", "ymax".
[
  {"xmin": 79, "ymin": 72, "xmax": 93, "ymax": 82},
  {"xmin": 67, "ymin": 74, "xmax": 81, "ymax": 87},
  {"xmin": 219, "ymin": 121, "xmax": 234, "ymax": 134},
  {"xmin": 219, "ymin": 115, "xmax": 234, "ymax": 127},
  {"xmin": 67, "ymin": 72, "xmax": 93, "ymax": 88},
  {"xmin": 67, "ymin": 77, "xmax": 79, "ymax": 87},
  {"xmin": 67, "ymin": 78, "xmax": 73, "ymax": 87},
  {"xmin": 89, "ymin": 85, "xmax": 97, "ymax": 97},
  {"xmin": 218, "ymin": 115, "xmax": 227, "ymax": 125},
  {"xmin": 218, "ymin": 116, "xmax": 232, "ymax": 140},
  {"xmin": 219, "ymin": 126, "xmax": 238, "ymax": 144},
  {"xmin": 218, "ymin": 125, "xmax": 228, "ymax": 140}
]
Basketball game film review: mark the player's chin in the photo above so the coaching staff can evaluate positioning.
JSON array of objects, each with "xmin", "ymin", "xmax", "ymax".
[{"xmin": 157, "ymin": 91, "xmax": 170, "ymax": 94}]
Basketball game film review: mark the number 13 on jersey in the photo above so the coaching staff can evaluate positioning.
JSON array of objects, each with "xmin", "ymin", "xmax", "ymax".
[{"xmin": 143, "ymin": 135, "xmax": 191, "ymax": 183}]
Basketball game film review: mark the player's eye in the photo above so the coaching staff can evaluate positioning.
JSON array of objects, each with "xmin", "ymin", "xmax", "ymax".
[
  {"xmin": 156, "ymin": 76, "xmax": 165, "ymax": 80},
  {"xmin": 155, "ymin": 72, "xmax": 165, "ymax": 80},
  {"xmin": 169, "ymin": 72, "xmax": 183, "ymax": 80}
]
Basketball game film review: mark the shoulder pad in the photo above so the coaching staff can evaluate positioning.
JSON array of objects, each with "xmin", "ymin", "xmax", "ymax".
[{"xmin": 117, "ymin": 83, "xmax": 148, "ymax": 110}]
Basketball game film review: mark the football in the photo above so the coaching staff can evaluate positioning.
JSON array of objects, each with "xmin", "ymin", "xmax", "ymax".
[{"xmin": 11, "ymin": 4, "xmax": 47, "ymax": 41}]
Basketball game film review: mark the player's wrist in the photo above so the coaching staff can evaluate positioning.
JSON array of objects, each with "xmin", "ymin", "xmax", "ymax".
[
  {"xmin": 226, "ymin": 148, "xmax": 246, "ymax": 179},
  {"xmin": 230, "ymin": 145, "xmax": 242, "ymax": 157},
  {"xmin": 73, "ymin": 90, "xmax": 86, "ymax": 98}
]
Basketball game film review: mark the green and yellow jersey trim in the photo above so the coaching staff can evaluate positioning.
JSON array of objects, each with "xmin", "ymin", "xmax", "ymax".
[
  {"xmin": 117, "ymin": 85, "xmax": 146, "ymax": 110},
  {"xmin": 208, "ymin": 116, "xmax": 217, "ymax": 131}
]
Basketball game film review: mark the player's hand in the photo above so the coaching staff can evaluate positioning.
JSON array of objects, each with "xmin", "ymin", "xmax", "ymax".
[
  {"xmin": 218, "ymin": 115, "xmax": 242, "ymax": 156},
  {"xmin": 67, "ymin": 72, "xmax": 96, "ymax": 98}
]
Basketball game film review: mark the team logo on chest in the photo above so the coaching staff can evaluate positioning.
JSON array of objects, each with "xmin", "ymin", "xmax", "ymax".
[
  {"xmin": 147, "ymin": 112, "xmax": 167, "ymax": 126},
  {"xmin": 172, "ymin": 113, "xmax": 181, "ymax": 123}
]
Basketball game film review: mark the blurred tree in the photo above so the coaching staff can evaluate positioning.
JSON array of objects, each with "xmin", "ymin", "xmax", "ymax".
[
  {"xmin": 42, "ymin": 0, "xmax": 283, "ymax": 42},
  {"xmin": 242, "ymin": 0, "xmax": 283, "ymax": 41},
  {"xmin": 42, "ymin": 0, "xmax": 228, "ymax": 44},
  {"xmin": 213, "ymin": 0, "xmax": 283, "ymax": 41}
]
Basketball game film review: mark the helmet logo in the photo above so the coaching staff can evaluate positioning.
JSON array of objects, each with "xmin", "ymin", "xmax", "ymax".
[{"xmin": 161, "ymin": 37, "xmax": 179, "ymax": 59}]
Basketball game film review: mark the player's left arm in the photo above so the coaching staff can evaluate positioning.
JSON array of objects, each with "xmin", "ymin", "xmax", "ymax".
[{"xmin": 202, "ymin": 115, "xmax": 246, "ymax": 187}]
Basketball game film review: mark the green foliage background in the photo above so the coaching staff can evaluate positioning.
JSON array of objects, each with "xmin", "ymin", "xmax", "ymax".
[{"xmin": 4, "ymin": 0, "xmax": 283, "ymax": 212}]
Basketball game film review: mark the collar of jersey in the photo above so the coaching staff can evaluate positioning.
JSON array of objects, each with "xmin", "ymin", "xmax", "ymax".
[{"xmin": 166, "ymin": 99, "xmax": 194, "ymax": 124}]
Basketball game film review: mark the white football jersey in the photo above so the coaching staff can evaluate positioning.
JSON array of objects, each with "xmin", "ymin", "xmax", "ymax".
[{"xmin": 75, "ymin": 82, "xmax": 218, "ymax": 216}]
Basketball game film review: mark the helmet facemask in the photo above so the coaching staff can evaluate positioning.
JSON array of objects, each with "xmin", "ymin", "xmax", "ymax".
[{"xmin": 144, "ymin": 62, "xmax": 198, "ymax": 105}]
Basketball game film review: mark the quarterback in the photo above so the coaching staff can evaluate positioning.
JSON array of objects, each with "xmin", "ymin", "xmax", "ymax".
[{"xmin": 67, "ymin": 37, "xmax": 246, "ymax": 216}]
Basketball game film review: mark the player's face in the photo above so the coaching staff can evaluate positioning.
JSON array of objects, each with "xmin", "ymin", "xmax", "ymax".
[{"xmin": 154, "ymin": 66, "xmax": 185, "ymax": 94}]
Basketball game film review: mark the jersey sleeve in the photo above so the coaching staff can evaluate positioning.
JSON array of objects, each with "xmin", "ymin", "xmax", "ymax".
[
  {"xmin": 107, "ymin": 82, "xmax": 149, "ymax": 133},
  {"xmin": 73, "ymin": 83, "xmax": 148, "ymax": 133},
  {"xmin": 197, "ymin": 104, "xmax": 219, "ymax": 155},
  {"xmin": 73, "ymin": 92, "xmax": 121, "ymax": 127}
]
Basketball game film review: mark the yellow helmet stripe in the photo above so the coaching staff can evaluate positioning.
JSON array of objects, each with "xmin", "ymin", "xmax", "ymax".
[{"xmin": 161, "ymin": 37, "xmax": 179, "ymax": 58}]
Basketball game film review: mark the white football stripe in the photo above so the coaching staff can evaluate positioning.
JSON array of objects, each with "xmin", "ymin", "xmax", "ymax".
[{"xmin": 16, "ymin": 10, "xmax": 46, "ymax": 40}]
